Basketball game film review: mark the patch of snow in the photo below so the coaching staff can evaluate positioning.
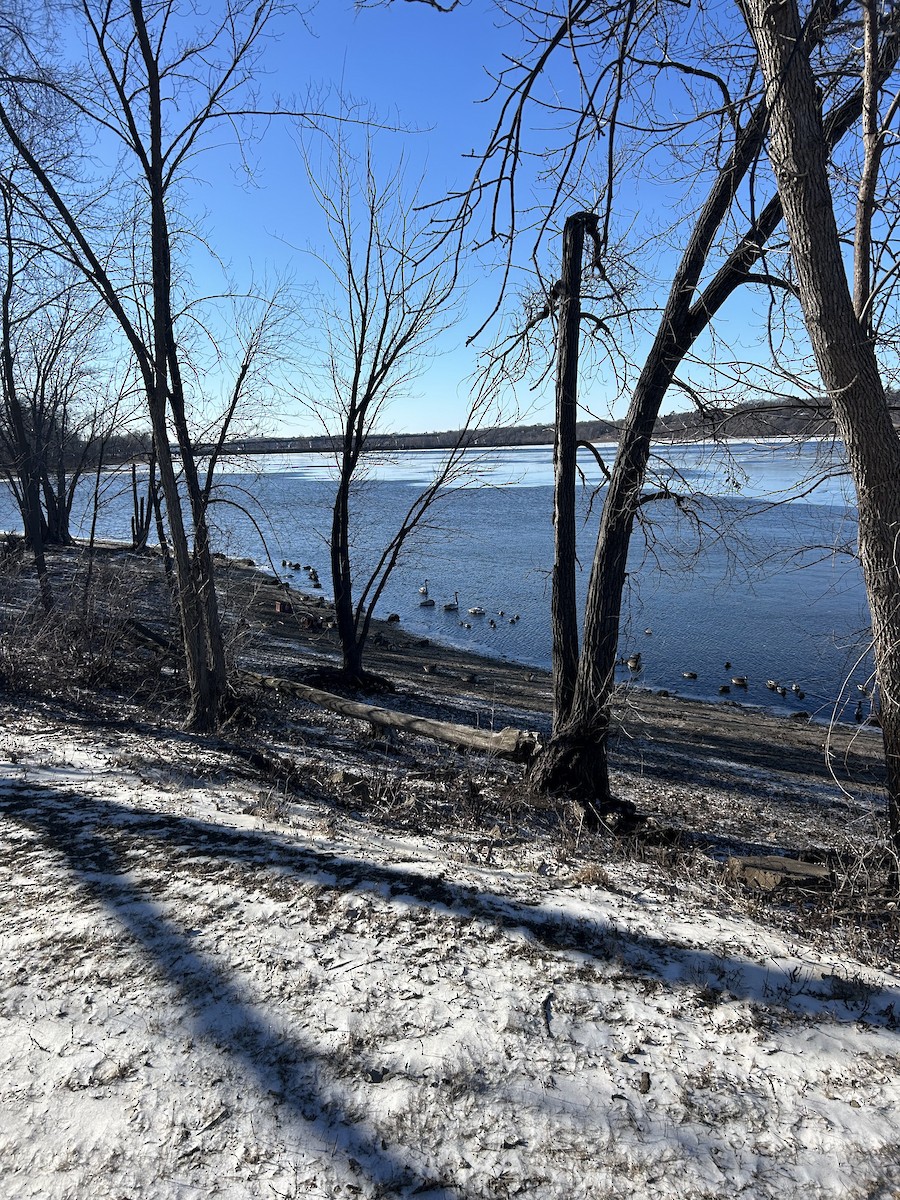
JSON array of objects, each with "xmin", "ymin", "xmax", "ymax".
[{"xmin": 1, "ymin": 718, "xmax": 899, "ymax": 1198}]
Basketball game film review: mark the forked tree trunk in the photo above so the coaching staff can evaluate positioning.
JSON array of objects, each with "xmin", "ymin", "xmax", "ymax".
[
  {"xmin": 135, "ymin": 7, "xmax": 227, "ymax": 733},
  {"xmin": 744, "ymin": 0, "xmax": 900, "ymax": 853},
  {"xmin": 529, "ymin": 16, "xmax": 900, "ymax": 811},
  {"xmin": 528, "ymin": 111, "xmax": 773, "ymax": 802}
]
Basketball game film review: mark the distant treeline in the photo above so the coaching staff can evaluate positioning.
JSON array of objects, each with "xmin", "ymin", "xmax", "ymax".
[
  {"xmin": 200, "ymin": 396, "xmax": 853, "ymax": 458},
  {"xmin": 0, "ymin": 428, "xmax": 154, "ymax": 471},
  {"xmin": 30, "ymin": 397, "xmax": 895, "ymax": 469}
]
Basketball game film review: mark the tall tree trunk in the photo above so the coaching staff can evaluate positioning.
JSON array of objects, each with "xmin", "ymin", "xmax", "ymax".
[
  {"xmin": 550, "ymin": 212, "xmax": 597, "ymax": 728},
  {"xmin": 134, "ymin": 0, "xmax": 226, "ymax": 731},
  {"xmin": 529, "ymin": 15, "xmax": 900, "ymax": 808},
  {"xmin": 744, "ymin": 0, "xmax": 900, "ymax": 853},
  {"xmin": 0, "ymin": 190, "xmax": 51, "ymax": 610},
  {"xmin": 530, "ymin": 107, "xmax": 774, "ymax": 802},
  {"xmin": 331, "ymin": 468, "xmax": 363, "ymax": 681}
]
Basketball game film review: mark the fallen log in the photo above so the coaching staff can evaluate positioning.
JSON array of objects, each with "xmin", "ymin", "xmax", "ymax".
[
  {"xmin": 241, "ymin": 669, "xmax": 542, "ymax": 762},
  {"xmin": 726, "ymin": 854, "xmax": 832, "ymax": 891}
]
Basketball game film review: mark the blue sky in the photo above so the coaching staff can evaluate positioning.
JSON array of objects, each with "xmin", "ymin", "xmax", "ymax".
[
  {"xmin": 193, "ymin": 1, "xmax": 519, "ymax": 436},
  {"xmin": 58, "ymin": 1, "xmax": 832, "ymax": 436}
]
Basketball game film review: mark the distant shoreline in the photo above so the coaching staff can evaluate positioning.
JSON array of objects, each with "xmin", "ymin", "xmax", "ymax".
[{"xmin": 182, "ymin": 397, "xmax": 848, "ymax": 460}]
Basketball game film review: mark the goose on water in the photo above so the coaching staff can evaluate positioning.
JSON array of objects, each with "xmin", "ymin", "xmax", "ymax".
[
  {"xmin": 420, "ymin": 597, "xmax": 435, "ymax": 608},
  {"xmin": 443, "ymin": 592, "xmax": 459, "ymax": 612},
  {"xmin": 468, "ymin": 606, "xmax": 485, "ymax": 616},
  {"xmin": 419, "ymin": 580, "xmax": 429, "ymax": 596}
]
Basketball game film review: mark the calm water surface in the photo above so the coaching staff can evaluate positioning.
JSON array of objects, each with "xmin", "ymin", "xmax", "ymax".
[{"xmin": 1, "ymin": 440, "xmax": 874, "ymax": 720}]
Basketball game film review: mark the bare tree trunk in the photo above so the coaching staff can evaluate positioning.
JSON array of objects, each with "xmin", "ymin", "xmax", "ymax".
[
  {"xmin": 528, "ymin": 19, "xmax": 900, "ymax": 808},
  {"xmin": 331, "ymin": 468, "xmax": 365, "ymax": 682},
  {"xmin": 134, "ymin": 3, "xmax": 227, "ymax": 731},
  {"xmin": 744, "ymin": 0, "xmax": 900, "ymax": 853},
  {"xmin": 151, "ymin": 471, "xmax": 174, "ymax": 586},
  {"xmin": 130, "ymin": 459, "xmax": 154, "ymax": 551},
  {"xmin": 550, "ymin": 212, "xmax": 598, "ymax": 728},
  {"xmin": 529, "ymin": 107, "xmax": 773, "ymax": 803},
  {"xmin": 0, "ymin": 189, "xmax": 51, "ymax": 611}
]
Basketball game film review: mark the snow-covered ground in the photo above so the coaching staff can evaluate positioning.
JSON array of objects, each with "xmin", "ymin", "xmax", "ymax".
[{"xmin": 2, "ymin": 708, "xmax": 899, "ymax": 1199}]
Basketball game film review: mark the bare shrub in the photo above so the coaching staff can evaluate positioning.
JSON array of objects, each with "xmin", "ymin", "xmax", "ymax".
[{"xmin": 0, "ymin": 547, "xmax": 178, "ymax": 700}]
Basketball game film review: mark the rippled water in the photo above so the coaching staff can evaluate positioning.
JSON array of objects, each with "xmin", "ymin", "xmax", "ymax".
[{"xmin": 0, "ymin": 440, "xmax": 874, "ymax": 720}]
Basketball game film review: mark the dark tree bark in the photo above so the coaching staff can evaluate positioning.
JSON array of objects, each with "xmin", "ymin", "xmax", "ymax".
[
  {"xmin": 129, "ymin": 1, "xmax": 227, "ymax": 731},
  {"xmin": 331, "ymin": 462, "xmax": 365, "ymax": 683},
  {"xmin": 0, "ymin": 184, "xmax": 51, "ymax": 610},
  {"xmin": 530, "ymin": 104, "xmax": 774, "ymax": 802},
  {"xmin": 530, "ymin": 14, "xmax": 900, "ymax": 806},
  {"xmin": 743, "ymin": 0, "xmax": 900, "ymax": 854},
  {"xmin": 550, "ymin": 212, "xmax": 598, "ymax": 728}
]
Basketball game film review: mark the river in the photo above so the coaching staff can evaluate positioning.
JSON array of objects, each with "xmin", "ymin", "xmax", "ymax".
[{"xmin": 0, "ymin": 439, "xmax": 874, "ymax": 721}]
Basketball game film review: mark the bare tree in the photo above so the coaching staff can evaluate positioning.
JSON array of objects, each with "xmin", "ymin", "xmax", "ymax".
[
  {"xmin": 0, "ymin": 165, "xmax": 54, "ymax": 606},
  {"xmin": 381, "ymin": 0, "xmax": 900, "ymax": 827},
  {"xmin": 299, "ymin": 132, "xmax": 489, "ymax": 684},
  {"xmin": 0, "ymin": 0, "xmax": 292, "ymax": 729},
  {"xmin": 0, "ymin": 255, "xmax": 117, "ymax": 549},
  {"xmin": 742, "ymin": 0, "xmax": 900, "ymax": 855}
]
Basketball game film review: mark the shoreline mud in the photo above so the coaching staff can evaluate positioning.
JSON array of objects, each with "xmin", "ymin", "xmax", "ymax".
[
  {"xmin": 1, "ymin": 540, "xmax": 886, "ymax": 824},
  {"xmin": 229, "ymin": 559, "xmax": 886, "ymax": 809}
]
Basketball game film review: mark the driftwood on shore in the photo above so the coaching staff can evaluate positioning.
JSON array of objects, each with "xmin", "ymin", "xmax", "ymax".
[
  {"xmin": 241, "ymin": 670, "xmax": 542, "ymax": 762},
  {"xmin": 726, "ymin": 855, "xmax": 833, "ymax": 891},
  {"xmin": 123, "ymin": 619, "xmax": 541, "ymax": 760}
]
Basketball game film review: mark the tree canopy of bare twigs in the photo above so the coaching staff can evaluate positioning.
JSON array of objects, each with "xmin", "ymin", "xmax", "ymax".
[
  {"xmin": 0, "ymin": 0, "xmax": 298, "ymax": 729},
  {"xmin": 379, "ymin": 0, "xmax": 900, "ymax": 845},
  {"xmin": 296, "ymin": 128, "xmax": 497, "ymax": 683}
]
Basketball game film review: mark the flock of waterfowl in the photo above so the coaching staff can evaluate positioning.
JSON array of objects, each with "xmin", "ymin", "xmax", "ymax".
[
  {"xmin": 417, "ymin": 580, "xmax": 519, "ymax": 631},
  {"xmin": 276, "ymin": 567, "xmax": 520, "ymax": 633},
  {"xmin": 282, "ymin": 560, "xmax": 322, "ymax": 589},
  {"xmin": 622, "ymin": 640, "xmax": 807, "ymax": 701},
  {"xmin": 276, "ymin": 564, "xmax": 871, "ymax": 720}
]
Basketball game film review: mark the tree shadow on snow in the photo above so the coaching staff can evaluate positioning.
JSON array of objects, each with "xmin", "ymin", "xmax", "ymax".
[
  {"xmin": 4, "ymin": 782, "xmax": 898, "ymax": 1043},
  {"xmin": 2, "ymin": 782, "xmax": 458, "ymax": 1199}
]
